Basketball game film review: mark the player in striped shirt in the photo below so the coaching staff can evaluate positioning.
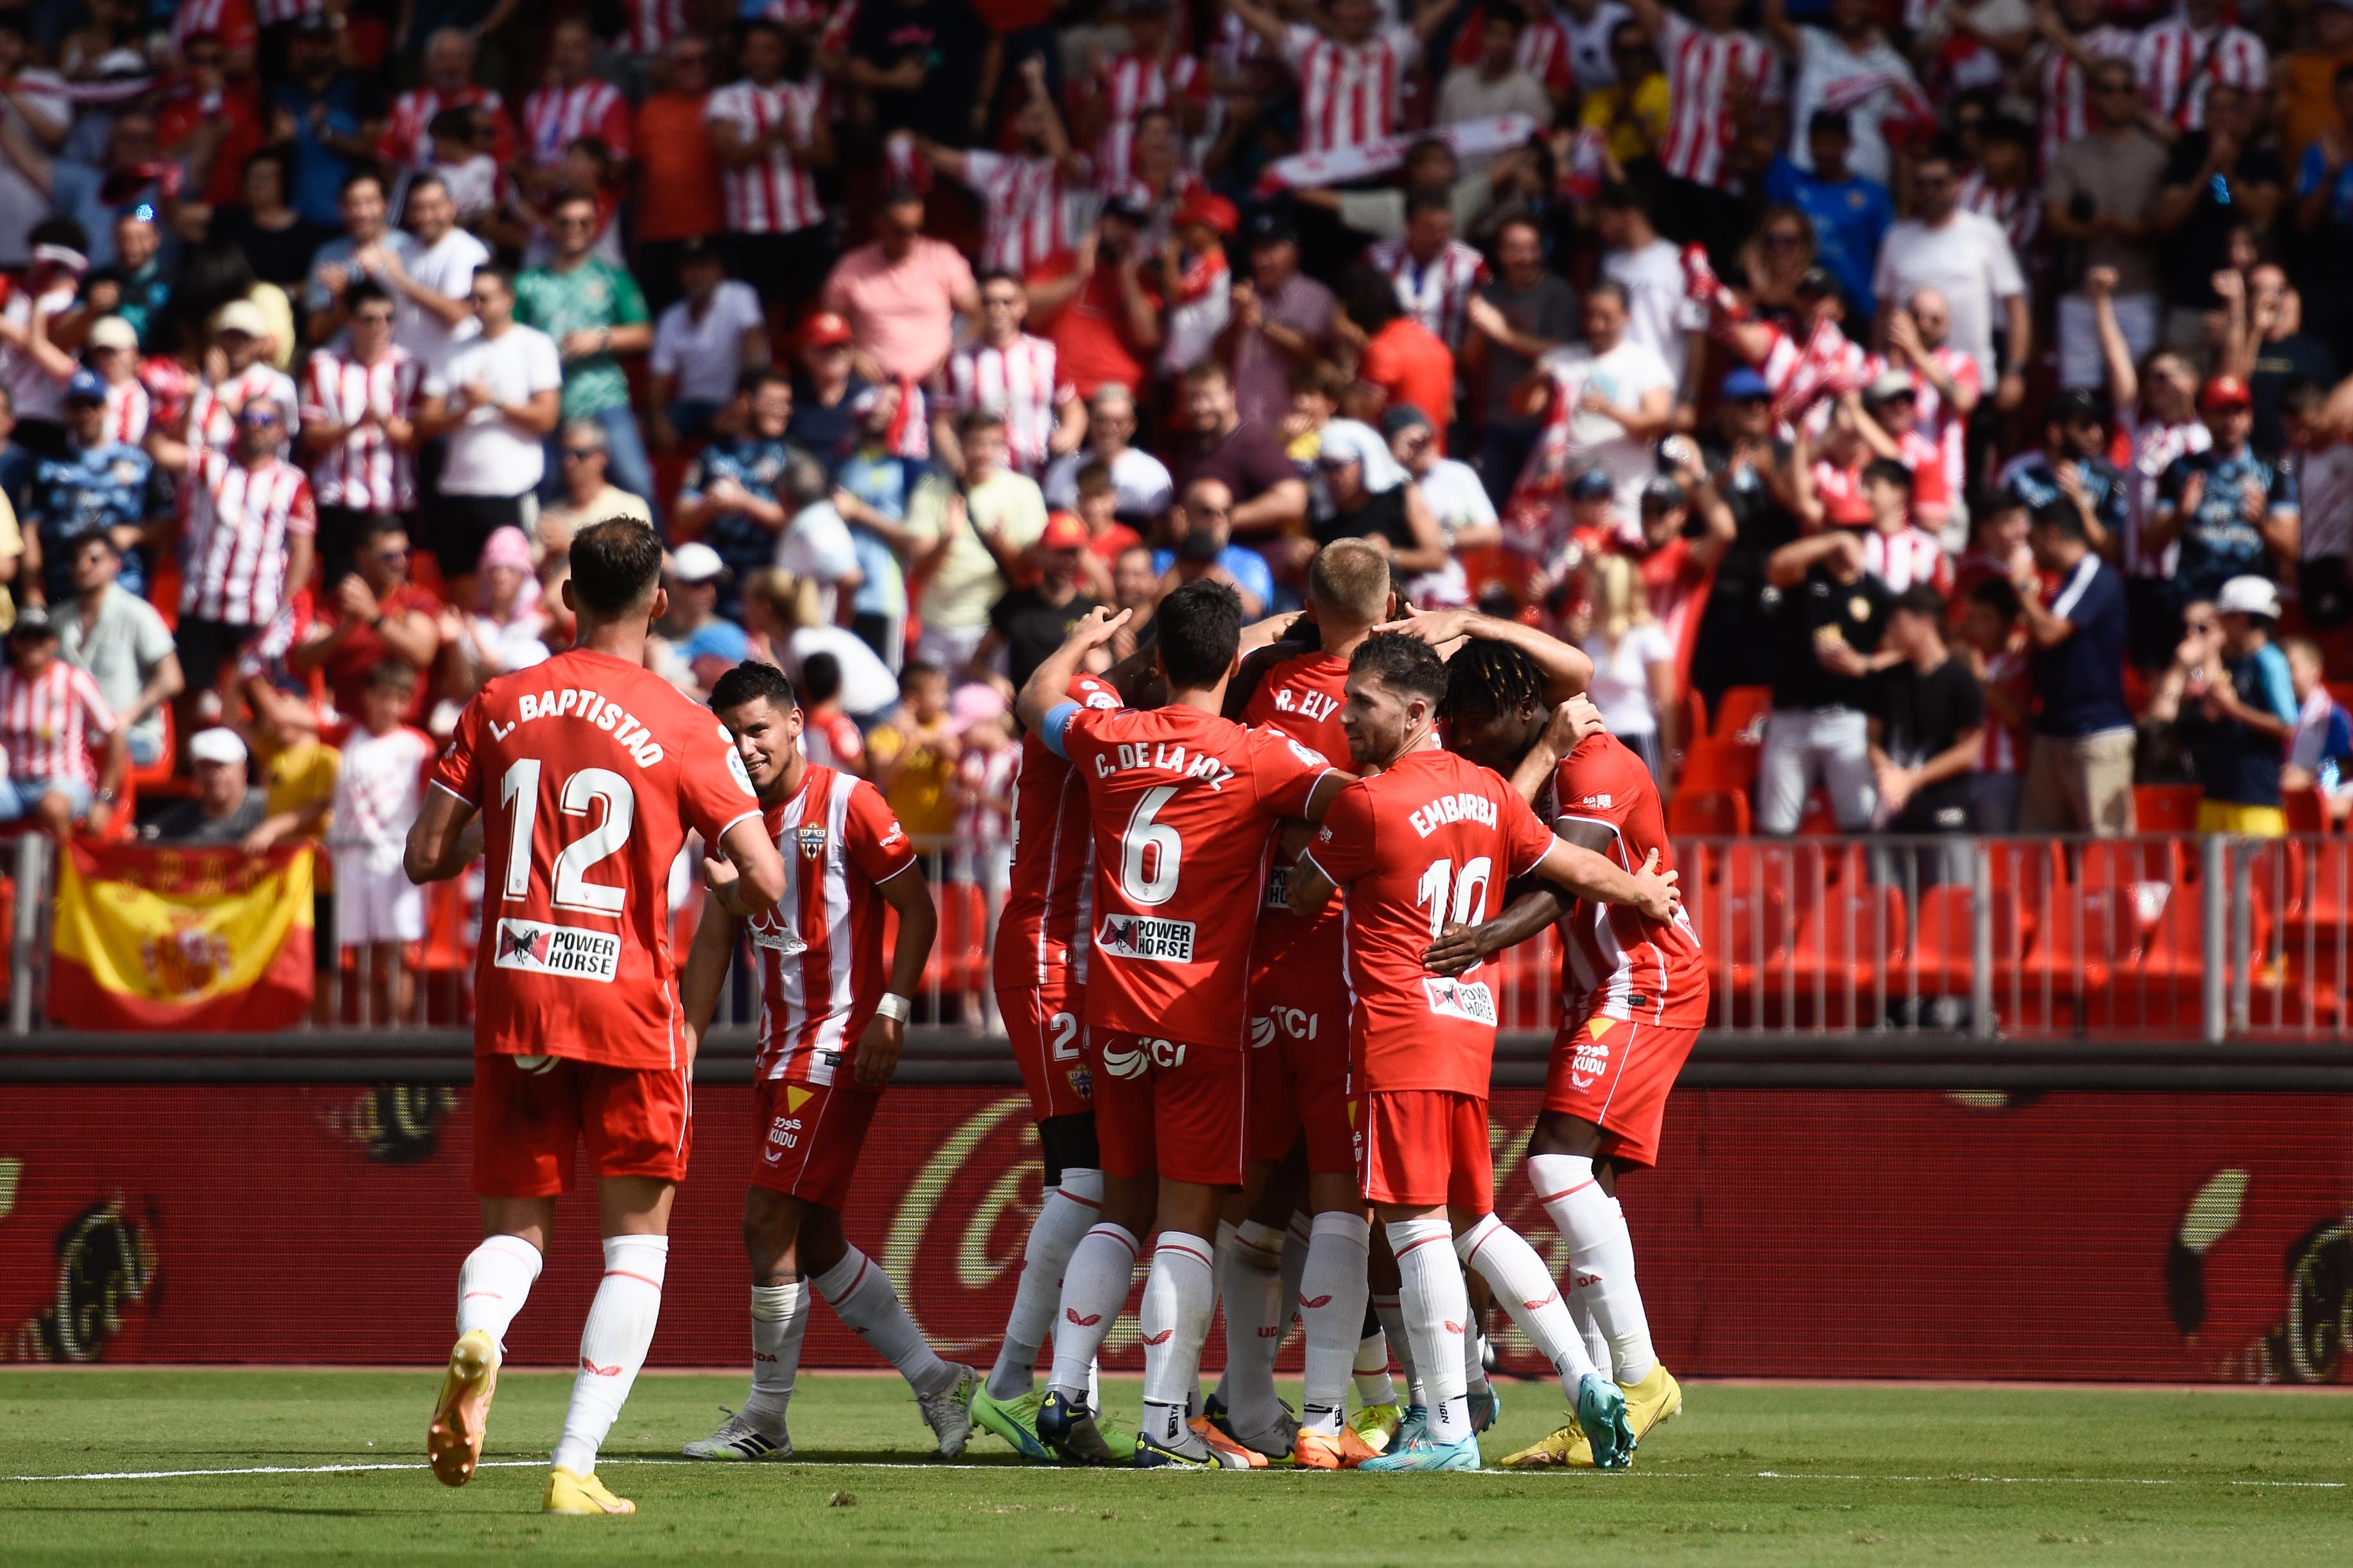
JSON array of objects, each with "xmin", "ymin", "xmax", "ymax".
[
  {"xmin": 708, "ymin": 19, "xmax": 835, "ymax": 309},
  {"xmin": 523, "ymin": 19, "xmax": 633, "ymax": 176},
  {"xmin": 298, "ymin": 281, "xmax": 419, "ymax": 587},
  {"xmin": 679, "ymin": 660, "xmax": 979, "ymax": 1465},
  {"xmin": 934, "ymin": 272, "xmax": 1084, "ymax": 479},
  {"xmin": 1628, "ymin": 0, "xmax": 1780, "ymax": 191},
  {"xmin": 1366, "ymin": 190, "xmax": 1493, "ymax": 352},
  {"xmin": 917, "ymin": 56, "xmax": 1090, "ymax": 279},
  {"xmin": 0, "ymin": 608, "xmax": 125, "ymax": 838}
]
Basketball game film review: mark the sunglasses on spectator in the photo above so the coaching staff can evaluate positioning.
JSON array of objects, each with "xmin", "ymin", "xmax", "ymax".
[
  {"xmin": 240, "ymin": 409, "xmax": 282, "ymax": 427},
  {"xmin": 560, "ymin": 445, "xmax": 603, "ymax": 460},
  {"xmin": 376, "ymin": 547, "xmax": 410, "ymax": 564}
]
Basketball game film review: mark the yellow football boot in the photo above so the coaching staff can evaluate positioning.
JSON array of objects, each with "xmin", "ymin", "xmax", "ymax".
[
  {"xmin": 425, "ymin": 1329, "xmax": 498, "ymax": 1487},
  {"xmin": 543, "ymin": 1466, "xmax": 635, "ymax": 1515}
]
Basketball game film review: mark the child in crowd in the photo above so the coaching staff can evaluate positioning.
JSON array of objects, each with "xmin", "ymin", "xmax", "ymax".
[{"xmin": 327, "ymin": 662, "xmax": 435, "ymax": 1026}]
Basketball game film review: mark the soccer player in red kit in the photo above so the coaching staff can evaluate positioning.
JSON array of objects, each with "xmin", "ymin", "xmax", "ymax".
[
  {"xmin": 1213, "ymin": 538, "xmax": 1396, "ymax": 1461},
  {"xmin": 1286, "ymin": 633, "xmax": 1679, "ymax": 1472},
  {"xmin": 1427, "ymin": 632, "xmax": 1708, "ymax": 1469},
  {"xmin": 1014, "ymin": 581, "xmax": 1350, "ymax": 1469},
  {"xmin": 969, "ymin": 668, "xmax": 1124, "ymax": 1460},
  {"xmin": 405, "ymin": 520, "xmax": 788, "ymax": 1516},
  {"xmin": 675, "ymin": 662, "xmax": 977, "ymax": 1463}
]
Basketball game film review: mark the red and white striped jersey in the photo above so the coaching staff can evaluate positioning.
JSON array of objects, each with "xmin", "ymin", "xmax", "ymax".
[
  {"xmin": 522, "ymin": 78, "xmax": 632, "ymax": 166},
  {"xmin": 1283, "ymin": 22, "xmax": 1416, "ymax": 157},
  {"xmin": 378, "ymin": 84, "xmax": 515, "ymax": 169},
  {"xmin": 963, "ymin": 149, "xmax": 1077, "ymax": 277},
  {"xmin": 1979, "ymin": 644, "xmax": 2027, "ymax": 773},
  {"xmin": 2035, "ymin": 26, "xmax": 2140, "ymax": 170},
  {"xmin": 1957, "ymin": 170, "xmax": 2040, "ymax": 258},
  {"xmin": 748, "ymin": 764, "xmax": 919, "ymax": 1086},
  {"xmin": 2118, "ymin": 407, "xmax": 2212, "ymax": 576},
  {"xmin": 100, "ymin": 377, "xmax": 149, "ymax": 447},
  {"xmin": 1857, "ymin": 523, "xmax": 1954, "ymax": 594},
  {"xmin": 954, "ymin": 741, "xmax": 1020, "ymax": 850},
  {"xmin": 616, "ymin": 0, "xmax": 694, "ymax": 55},
  {"xmin": 707, "ymin": 78, "xmax": 826, "ymax": 235},
  {"xmin": 0, "ymin": 659, "xmax": 113, "ymax": 788},
  {"xmin": 1366, "ymin": 236, "xmax": 1490, "ymax": 351},
  {"xmin": 1090, "ymin": 50, "xmax": 1204, "ymax": 187},
  {"xmin": 186, "ymin": 363, "xmax": 300, "ymax": 458},
  {"xmin": 993, "ymin": 673, "xmax": 1120, "ymax": 995},
  {"xmin": 300, "ymin": 347, "xmax": 421, "ymax": 513},
  {"xmin": 1538, "ymin": 732, "xmax": 1707, "ymax": 1031},
  {"xmin": 173, "ymin": 0, "xmax": 257, "ymax": 55},
  {"xmin": 1757, "ymin": 317, "xmax": 1871, "ymax": 429},
  {"xmin": 801, "ymin": 708, "xmax": 864, "ymax": 773},
  {"xmin": 1655, "ymin": 12, "xmax": 1780, "ymax": 189},
  {"xmin": 938, "ymin": 334, "xmax": 1069, "ymax": 478},
  {"xmin": 1891, "ymin": 425, "xmax": 1952, "ymax": 520},
  {"xmin": 1810, "ymin": 457, "xmax": 1873, "ymax": 527},
  {"xmin": 2137, "ymin": 20, "xmax": 2266, "ymax": 132},
  {"xmin": 1445, "ymin": 4, "xmax": 1575, "ymax": 97},
  {"xmin": 180, "ymin": 451, "xmax": 316, "ymax": 627},
  {"xmin": 1900, "ymin": 345, "xmax": 1979, "ymax": 504}
]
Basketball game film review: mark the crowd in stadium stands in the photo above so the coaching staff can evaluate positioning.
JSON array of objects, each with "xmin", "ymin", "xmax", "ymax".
[{"xmin": 10, "ymin": 0, "xmax": 2353, "ymax": 969}]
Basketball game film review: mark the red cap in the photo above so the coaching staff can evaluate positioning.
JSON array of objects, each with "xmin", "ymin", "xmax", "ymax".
[
  {"xmin": 798, "ymin": 311, "xmax": 854, "ymax": 350},
  {"xmin": 1174, "ymin": 191, "xmax": 1238, "ymax": 237},
  {"xmin": 1041, "ymin": 510, "xmax": 1090, "ymax": 550},
  {"xmin": 2200, "ymin": 374, "xmax": 2252, "ymax": 410}
]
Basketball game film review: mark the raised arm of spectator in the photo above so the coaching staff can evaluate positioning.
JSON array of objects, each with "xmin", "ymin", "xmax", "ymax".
[
  {"xmin": 1784, "ymin": 422, "xmax": 1826, "ymax": 531},
  {"xmin": 1224, "ymin": 0, "xmax": 1295, "ymax": 54},
  {"xmin": 0, "ymin": 108, "xmax": 53, "ymax": 196},
  {"xmin": 1464, "ymin": 293, "xmax": 1565, "ymax": 366},
  {"xmin": 1049, "ymin": 384, "xmax": 1088, "ymax": 460},
  {"xmin": 2075, "ymin": 266, "xmax": 2139, "ymax": 411},
  {"xmin": 1767, "ymin": 528, "xmax": 1857, "ymax": 590},
  {"xmin": 1016, "ymin": 56, "xmax": 1088, "ymax": 185},
  {"xmin": 1112, "ymin": 250, "xmax": 1163, "ymax": 353},
  {"xmin": 1758, "ymin": 0, "xmax": 1803, "ymax": 58}
]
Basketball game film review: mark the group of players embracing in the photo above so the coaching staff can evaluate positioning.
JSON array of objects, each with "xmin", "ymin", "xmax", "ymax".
[{"xmin": 412, "ymin": 521, "xmax": 1706, "ymax": 1516}]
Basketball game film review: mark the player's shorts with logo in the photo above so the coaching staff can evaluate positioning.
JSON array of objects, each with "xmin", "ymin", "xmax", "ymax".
[
  {"xmin": 998, "ymin": 978, "xmax": 1095, "ymax": 1123},
  {"xmin": 1355, "ymin": 1088, "xmax": 1493, "ymax": 1212},
  {"xmin": 749, "ymin": 1075, "xmax": 882, "ymax": 1211},
  {"xmin": 1543, "ymin": 1013, "xmax": 1699, "ymax": 1169},
  {"xmin": 1246, "ymin": 899, "xmax": 1353, "ymax": 1173},
  {"xmin": 472, "ymin": 1051, "xmax": 691, "ymax": 1196},
  {"xmin": 1091, "ymin": 1033, "xmax": 1249, "ymax": 1187}
]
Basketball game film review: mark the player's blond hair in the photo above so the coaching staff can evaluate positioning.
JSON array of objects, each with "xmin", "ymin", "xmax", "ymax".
[{"xmin": 1309, "ymin": 538, "xmax": 1393, "ymax": 627}]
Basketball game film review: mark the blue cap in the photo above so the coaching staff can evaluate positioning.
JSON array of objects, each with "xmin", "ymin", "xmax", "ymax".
[
  {"xmin": 1569, "ymin": 469, "xmax": 1614, "ymax": 501},
  {"xmin": 1721, "ymin": 368, "xmax": 1772, "ymax": 402},
  {"xmin": 66, "ymin": 367, "xmax": 105, "ymax": 403}
]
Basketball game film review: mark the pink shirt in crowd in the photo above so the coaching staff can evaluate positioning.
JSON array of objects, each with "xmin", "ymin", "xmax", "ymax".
[{"xmin": 820, "ymin": 238, "xmax": 978, "ymax": 384}]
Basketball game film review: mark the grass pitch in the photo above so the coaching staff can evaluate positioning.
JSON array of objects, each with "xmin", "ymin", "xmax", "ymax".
[{"xmin": 1, "ymin": 1371, "xmax": 2347, "ymax": 1567}]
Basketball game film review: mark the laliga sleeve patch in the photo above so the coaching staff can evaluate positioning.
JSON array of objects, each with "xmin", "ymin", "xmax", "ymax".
[
  {"xmin": 1287, "ymin": 739, "xmax": 1328, "ymax": 767},
  {"xmin": 727, "ymin": 748, "xmax": 756, "ymax": 797}
]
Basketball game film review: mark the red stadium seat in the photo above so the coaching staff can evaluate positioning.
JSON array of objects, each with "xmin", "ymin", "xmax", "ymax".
[
  {"xmin": 2132, "ymin": 784, "xmax": 2202, "ymax": 835},
  {"xmin": 2283, "ymin": 785, "xmax": 2327, "ymax": 835},
  {"xmin": 1787, "ymin": 880, "xmax": 1906, "ymax": 1026},
  {"xmin": 1678, "ymin": 738, "xmax": 1758, "ymax": 797},
  {"xmin": 1712, "ymin": 685, "xmax": 1773, "ymax": 742},
  {"xmin": 1666, "ymin": 789, "xmax": 1750, "ymax": 838},
  {"xmin": 1683, "ymin": 875, "xmax": 1786, "ymax": 1028}
]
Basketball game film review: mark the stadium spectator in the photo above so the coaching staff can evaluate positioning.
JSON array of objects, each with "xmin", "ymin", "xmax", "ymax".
[
  {"xmin": 1158, "ymin": 477, "xmax": 1274, "ymax": 621},
  {"xmin": 2149, "ymin": 375, "xmax": 2297, "ymax": 606},
  {"xmin": 1572, "ymin": 551, "xmax": 1677, "ymax": 781},
  {"xmin": 2227, "ymin": 265, "xmax": 2338, "ymax": 458},
  {"xmin": 272, "ymin": 16, "xmax": 385, "ymax": 230},
  {"xmin": 1999, "ymin": 388, "xmax": 2129, "ymax": 563},
  {"xmin": 924, "ymin": 409, "xmax": 1048, "ymax": 670},
  {"xmin": 1366, "ymin": 185, "xmax": 1492, "ymax": 354},
  {"xmin": 2044, "ymin": 55, "xmax": 2166, "ymax": 392},
  {"xmin": 2151, "ymin": 82, "xmax": 2281, "ymax": 357},
  {"xmin": 1871, "ymin": 583, "xmax": 1986, "ymax": 873},
  {"xmin": 378, "ymin": 173, "xmax": 490, "ymax": 374},
  {"xmin": 708, "ymin": 18, "xmax": 833, "ymax": 311},
  {"xmin": 1873, "ymin": 148, "xmax": 2029, "ymax": 412},
  {"xmin": 2284, "ymin": 635, "xmax": 2353, "ymax": 821},
  {"xmin": 743, "ymin": 565, "xmax": 899, "ymax": 723},
  {"xmin": 776, "ymin": 453, "xmax": 864, "ymax": 626},
  {"xmin": 821, "ymin": 188, "xmax": 979, "ymax": 387},
  {"xmin": 150, "ymin": 725, "xmax": 261, "ymax": 845},
  {"xmin": 1025, "ymin": 197, "xmax": 1161, "ymax": 399},
  {"xmin": 444, "ymin": 526, "xmax": 550, "ymax": 699},
  {"xmin": 784, "ymin": 311, "xmax": 867, "ymax": 470},
  {"xmin": 675, "ymin": 367, "xmax": 804, "ymax": 616},
  {"xmin": 648, "ymin": 240, "xmax": 767, "ymax": 454},
  {"xmin": 845, "ymin": 0, "xmax": 989, "ymax": 149},
  {"xmin": 416, "ymin": 266, "xmax": 562, "ymax": 589},
  {"xmin": 1760, "ymin": 529, "xmax": 1895, "ymax": 834},
  {"xmin": 1340, "ymin": 261, "xmax": 1457, "ymax": 432},
  {"xmin": 1766, "ymin": 0, "xmax": 1921, "ymax": 187},
  {"xmin": 1526, "ymin": 279, "xmax": 1676, "ymax": 533},
  {"xmin": 0, "ymin": 13, "xmax": 64, "ymax": 274},
  {"xmin": 795, "ymin": 650, "xmax": 867, "ymax": 773},
  {"xmin": 215, "ymin": 148, "xmax": 334, "ymax": 293},
  {"xmin": 1579, "ymin": 21, "xmax": 1670, "ymax": 166},
  {"xmin": 934, "ymin": 270, "xmax": 1084, "ymax": 480},
  {"xmin": 303, "ymin": 171, "xmax": 408, "ymax": 346},
  {"xmin": 521, "ymin": 18, "xmax": 630, "ymax": 180},
  {"xmin": 865, "ymin": 659, "xmax": 959, "ymax": 840},
  {"xmin": 0, "ymin": 223, "xmax": 86, "ymax": 456},
  {"xmin": 978, "ymin": 510, "xmax": 1098, "ymax": 693},
  {"xmin": 55, "ymin": 530, "xmax": 178, "ymax": 771},
  {"xmin": 1387, "ymin": 402, "xmax": 1497, "ymax": 608},
  {"xmin": 538, "ymin": 420, "xmax": 652, "ymax": 563},
  {"xmin": 1763, "ymin": 112, "xmax": 1893, "ymax": 325},
  {"xmin": 2154, "ymin": 574, "xmax": 2297, "ymax": 836},
  {"xmin": 379, "ymin": 27, "xmax": 515, "ymax": 175},
  {"xmin": 327, "ymin": 660, "xmax": 433, "ymax": 1024},
  {"xmin": 290, "ymin": 515, "xmax": 442, "ymax": 724},
  {"xmin": 0, "ymin": 604, "xmax": 121, "ymax": 836},
  {"xmin": 1042, "ymin": 383, "xmax": 1172, "ymax": 524},
  {"xmin": 658, "ymin": 540, "xmax": 746, "ymax": 696},
  {"xmin": 1222, "ymin": 216, "xmax": 1334, "ymax": 434},
  {"xmin": 298, "ymin": 281, "xmax": 419, "ymax": 589},
  {"xmin": 98, "ymin": 212, "xmax": 171, "ymax": 354},
  {"xmin": 81, "ymin": 316, "xmax": 147, "ymax": 445},
  {"xmin": 514, "ymin": 190, "xmax": 654, "ymax": 517},
  {"xmin": 23, "ymin": 368, "xmax": 169, "ymax": 607},
  {"xmin": 632, "ymin": 34, "xmax": 725, "ymax": 316},
  {"xmin": 830, "ymin": 381, "xmax": 926, "ymax": 669},
  {"xmin": 2017, "ymin": 498, "xmax": 2137, "ymax": 836}
]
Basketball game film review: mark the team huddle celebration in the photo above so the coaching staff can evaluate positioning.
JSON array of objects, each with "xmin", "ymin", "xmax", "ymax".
[{"xmin": 418, "ymin": 521, "xmax": 1696, "ymax": 1510}]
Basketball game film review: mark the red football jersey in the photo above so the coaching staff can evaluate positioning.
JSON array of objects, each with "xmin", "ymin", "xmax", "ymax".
[
  {"xmin": 750, "ymin": 765, "xmax": 920, "ymax": 1085},
  {"xmin": 1540, "ymin": 733, "xmax": 1709, "ymax": 1030},
  {"xmin": 992, "ymin": 673, "xmax": 1123, "ymax": 995},
  {"xmin": 432, "ymin": 647, "xmax": 763, "ymax": 1070},
  {"xmin": 1054, "ymin": 703, "xmax": 1333, "ymax": 1045},
  {"xmin": 1303, "ymin": 748, "xmax": 1558, "ymax": 1096},
  {"xmin": 1242, "ymin": 647, "xmax": 1353, "ymax": 984}
]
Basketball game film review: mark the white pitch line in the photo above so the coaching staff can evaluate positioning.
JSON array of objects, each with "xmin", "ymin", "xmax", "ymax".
[{"xmin": 6, "ymin": 1459, "xmax": 2341, "ymax": 1488}]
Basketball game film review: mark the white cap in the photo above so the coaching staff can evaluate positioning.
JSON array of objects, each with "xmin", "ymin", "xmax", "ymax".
[
  {"xmin": 669, "ymin": 542, "xmax": 726, "ymax": 583},
  {"xmin": 188, "ymin": 727, "xmax": 249, "ymax": 766},
  {"xmin": 211, "ymin": 300, "xmax": 270, "ymax": 340},
  {"xmin": 86, "ymin": 315, "xmax": 138, "ymax": 353},
  {"xmin": 2216, "ymin": 575, "xmax": 2282, "ymax": 621}
]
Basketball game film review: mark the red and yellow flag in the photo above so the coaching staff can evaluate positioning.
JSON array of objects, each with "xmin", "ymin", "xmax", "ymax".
[{"xmin": 48, "ymin": 841, "xmax": 315, "ymax": 1031}]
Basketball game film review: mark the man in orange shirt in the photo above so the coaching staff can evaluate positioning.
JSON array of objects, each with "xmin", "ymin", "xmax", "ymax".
[
  {"xmin": 634, "ymin": 35, "xmax": 726, "ymax": 315},
  {"xmin": 1341, "ymin": 264, "xmax": 1457, "ymax": 431}
]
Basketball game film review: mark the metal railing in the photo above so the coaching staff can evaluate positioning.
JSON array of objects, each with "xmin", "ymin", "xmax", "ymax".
[{"xmin": 15, "ymin": 831, "xmax": 2353, "ymax": 1044}]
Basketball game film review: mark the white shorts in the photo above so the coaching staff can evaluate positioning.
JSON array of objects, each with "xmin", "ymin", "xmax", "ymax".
[{"xmin": 334, "ymin": 852, "xmax": 425, "ymax": 945}]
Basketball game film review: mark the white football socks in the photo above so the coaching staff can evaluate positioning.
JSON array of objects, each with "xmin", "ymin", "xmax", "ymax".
[
  {"xmin": 1298, "ymin": 1211, "xmax": 1371, "ymax": 1437},
  {"xmin": 1217, "ymin": 1219, "xmax": 1286, "ymax": 1433},
  {"xmin": 1278, "ymin": 1210, "xmax": 1312, "ymax": 1347},
  {"xmin": 1528, "ymin": 1154, "xmax": 1656, "ymax": 1384},
  {"xmin": 1048, "ymin": 1223, "xmax": 1138, "ymax": 1403},
  {"xmin": 1569, "ymin": 1279, "xmax": 1611, "ymax": 1376},
  {"xmin": 551, "ymin": 1234, "xmax": 666, "ymax": 1476},
  {"xmin": 1385, "ymin": 1217, "xmax": 1470, "ymax": 1446},
  {"xmin": 1455, "ymin": 1212, "xmax": 1599, "ymax": 1388},
  {"xmin": 813, "ymin": 1246, "xmax": 962, "ymax": 1398},
  {"xmin": 1353, "ymin": 1325, "xmax": 1398, "ymax": 1408},
  {"xmin": 1371, "ymin": 1291, "xmax": 1425, "ymax": 1406},
  {"xmin": 1139, "ymin": 1231, "xmax": 1217, "ymax": 1448},
  {"xmin": 742, "ymin": 1280, "xmax": 808, "ymax": 1431},
  {"xmin": 987, "ymin": 1168, "xmax": 1102, "ymax": 1401},
  {"xmin": 455, "ymin": 1234, "xmax": 542, "ymax": 1358}
]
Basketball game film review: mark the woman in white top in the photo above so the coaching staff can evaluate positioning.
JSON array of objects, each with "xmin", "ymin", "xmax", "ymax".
[{"xmin": 1570, "ymin": 551, "xmax": 1678, "ymax": 784}]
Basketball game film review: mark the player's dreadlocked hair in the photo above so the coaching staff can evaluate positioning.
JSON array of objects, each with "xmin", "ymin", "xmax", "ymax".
[{"xmin": 1439, "ymin": 638, "xmax": 1546, "ymax": 722}]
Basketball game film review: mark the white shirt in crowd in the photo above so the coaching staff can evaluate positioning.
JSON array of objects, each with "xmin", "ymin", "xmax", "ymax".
[
  {"xmin": 329, "ymin": 724, "xmax": 435, "ymax": 870},
  {"xmin": 1583, "ymin": 623, "xmax": 1675, "ymax": 739},
  {"xmin": 1602, "ymin": 237, "xmax": 1703, "ymax": 395},
  {"xmin": 789, "ymin": 624, "xmax": 899, "ymax": 718},
  {"xmin": 395, "ymin": 225, "xmax": 490, "ymax": 374},
  {"xmin": 1540, "ymin": 336, "xmax": 1675, "ymax": 523},
  {"xmin": 1406, "ymin": 455, "xmax": 1495, "ymax": 607},
  {"xmin": 650, "ymin": 280, "xmax": 765, "ymax": 408},
  {"xmin": 1042, "ymin": 445, "xmax": 1174, "ymax": 519},
  {"xmin": 1871, "ymin": 211, "xmax": 2025, "ymax": 386},
  {"xmin": 2, "ymin": 279, "xmax": 76, "ymax": 422},
  {"xmin": 426, "ymin": 323, "xmax": 564, "ymax": 498},
  {"xmin": 1785, "ymin": 25, "xmax": 1921, "ymax": 185},
  {"xmin": 778, "ymin": 501, "xmax": 862, "ymax": 623}
]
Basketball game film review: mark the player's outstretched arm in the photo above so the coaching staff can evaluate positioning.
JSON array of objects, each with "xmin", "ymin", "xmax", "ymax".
[
  {"xmin": 1423, "ymin": 886, "xmax": 1572, "ymax": 976},
  {"xmin": 857, "ymin": 863, "xmax": 939, "ymax": 1089},
  {"xmin": 717, "ymin": 815, "xmax": 788, "ymax": 918},
  {"xmin": 678, "ymin": 890, "xmax": 743, "ymax": 1073},
  {"xmin": 1376, "ymin": 607, "xmax": 1595, "ymax": 703},
  {"xmin": 1016, "ymin": 605, "xmax": 1132, "ymax": 735},
  {"xmin": 1536, "ymin": 843, "xmax": 1680, "ymax": 922},
  {"xmin": 404, "ymin": 785, "xmax": 480, "ymax": 885}
]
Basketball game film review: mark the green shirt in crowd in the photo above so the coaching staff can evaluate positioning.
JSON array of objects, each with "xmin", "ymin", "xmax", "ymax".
[{"xmin": 514, "ymin": 257, "xmax": 649, "ymax": 421}]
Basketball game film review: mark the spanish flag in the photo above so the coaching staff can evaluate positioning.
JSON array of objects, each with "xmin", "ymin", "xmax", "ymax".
[{"xmin": 49, "ymin": 841, "xmax": 315, "ymax": 1031}]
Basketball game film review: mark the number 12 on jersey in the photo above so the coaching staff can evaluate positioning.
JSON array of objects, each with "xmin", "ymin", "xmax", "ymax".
[{"xmin": 499, "ymin": 758, "xmax": 636, "ymax": 915}]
